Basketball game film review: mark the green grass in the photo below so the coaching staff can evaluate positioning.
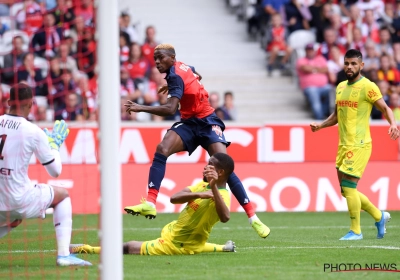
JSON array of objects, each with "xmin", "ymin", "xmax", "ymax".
[{"xmin": 0, "ymin": 212, "xmax": 399, "ymax": 280}]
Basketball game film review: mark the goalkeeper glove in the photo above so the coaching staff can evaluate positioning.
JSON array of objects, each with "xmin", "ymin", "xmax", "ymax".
[{"xmin": 43, "ymin": 120, "xmax": 70, "ymax": 151}]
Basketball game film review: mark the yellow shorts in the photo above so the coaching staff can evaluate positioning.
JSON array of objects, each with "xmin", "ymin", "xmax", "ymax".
[
  {"xmin": 335, "ymin": 144, "xmax": 371, "ymax": 179},
  {"xmin": 140, "ymin": 221, "xmax": 195, "ymax": 255}
]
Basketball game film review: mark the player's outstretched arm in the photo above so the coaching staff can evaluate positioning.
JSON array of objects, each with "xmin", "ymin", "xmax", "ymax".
[
  {"xmin": 374, "ymin": 98, "xmax": 400, "ymax": 140},
  {"xmin": 124, "ymin": 97, "xmax": 179, "ymax": 117},
  {"xmin": 310, "ymin": 105, "xmax": 338, "ymax": 132},
  {"xmin": 170, "ymin": 187, "xmax": 213, "ymax": 204}
]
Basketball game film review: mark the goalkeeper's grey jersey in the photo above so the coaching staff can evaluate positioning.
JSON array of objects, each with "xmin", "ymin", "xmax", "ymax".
[{"xmin": 0, "ymin": 114, "xmax": 54, "ymax": 211}]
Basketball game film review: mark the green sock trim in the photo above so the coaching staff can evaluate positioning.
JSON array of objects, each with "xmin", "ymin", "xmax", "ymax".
[{"xmin": 341, "ymin": 179, "xmax": 357, "ymax": 188}]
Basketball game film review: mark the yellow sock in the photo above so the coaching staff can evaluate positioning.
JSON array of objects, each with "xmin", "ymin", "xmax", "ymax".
[
  {"xmin": 202, "ymin": 243, "xmax": 223, "ymax": 253},
  {"xmin": 341, "ymin": 185, "xmax": 361, "ymax": 234},
  {"xmin": 358, "ymin": 191, "xmax": 382, "ymax": 222}
]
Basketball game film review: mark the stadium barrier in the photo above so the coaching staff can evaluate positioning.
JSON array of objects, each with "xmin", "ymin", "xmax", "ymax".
[{"xmin": 29, "ymin": 123, "xmax": 400, "ymax": 213}]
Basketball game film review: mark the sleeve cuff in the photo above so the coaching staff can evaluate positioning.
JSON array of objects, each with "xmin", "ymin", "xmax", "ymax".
[{"xmin": 42, "ymin": 158, "xmax": 55, "ymax": 166}]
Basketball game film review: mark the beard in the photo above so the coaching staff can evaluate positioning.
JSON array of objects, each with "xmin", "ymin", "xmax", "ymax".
[
  {"xmin": 345, "ymin": 69, "xmax": 360, "ymax": 80},
  {"xmin": 203, "ymin": 176, "xmax": 208, "ymax": 182}
]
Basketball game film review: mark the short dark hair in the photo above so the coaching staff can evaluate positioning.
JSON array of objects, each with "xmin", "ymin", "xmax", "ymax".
[
  {"xmin": 22, "ymin": 52, "xmax": 33, "ymax": 63},
  {"xmin": 10, "ymin": 83, "xmax": 33, "ymax": 102},
  {"xmin": 213, "ymin": 153, "xmax": 234, "ymax": 176},
  {"xmin": 345, "ymin": 49, "xmax": 362, "ymax": 60},
  {"xmin": 224, "ymin": 91, "xmax": 233, "ymax": 98},
  {"xmin": 12, "ymin": 36, "xmax": 23, "ymax": 42}
]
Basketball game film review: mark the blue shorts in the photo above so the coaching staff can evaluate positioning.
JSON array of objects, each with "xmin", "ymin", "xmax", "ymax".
[{"xmin": 169, "ymin": 113, "xmax": 231, "ymax": 155}]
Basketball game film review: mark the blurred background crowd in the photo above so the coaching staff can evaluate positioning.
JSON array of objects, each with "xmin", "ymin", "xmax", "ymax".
[
  {"xmin": 0, "ymin": 0, "xmax": 237, "ymax": 122},
  {"xmin": 230, "ymin": 0, "xmax": 400, "ymax": 121},
  {"xmin": 2, "ymin": 0, "xmax": 400, "ymax": 123}
]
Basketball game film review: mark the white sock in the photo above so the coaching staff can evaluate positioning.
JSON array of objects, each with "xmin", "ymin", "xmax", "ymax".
[
  {"xmin": 146, "ymin": 201, "xmax": 155, "ymax": 208},
  {"xmin": 248, "ymin": 214, "xmax": 259, "ymax": 224},
  {"xmin": 53, "ymin": 197, "xmax": 72, "ymax": 257},
  {"xmin": 0, "ymin": 226, "xmax": 11, "ymax": 238}
]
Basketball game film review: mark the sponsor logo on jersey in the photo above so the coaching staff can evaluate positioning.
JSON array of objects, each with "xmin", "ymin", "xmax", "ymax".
[
  {"xmin": 212, "ymin": 125, "xmax": 223, "ymax": 137},
  {"xmin": 337, "ymin": 100, "xmax": 358, "ymax": 108},
  {"xmin": 0, "ymin": 167, "xmax": 13, "ymax": 176}
]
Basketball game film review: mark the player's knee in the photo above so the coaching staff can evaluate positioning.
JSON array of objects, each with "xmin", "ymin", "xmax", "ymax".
[
  {"xmin": 60, "ymin": 188, "xmax": 69, "ymax": 199},
  {"xmin": 9, "ymin": 219, "xmax": 22, "ymax": 228},
  {"xmin": 53, "ymin": 186, "xmax": 69, "ymax": 201},
  {"xmin": 340, "ymin": 178, "xmax": 358, "ymax": 189},
  {"xmin": 155, "ymin": 143, "xmax": 171, "ymax": 156}
]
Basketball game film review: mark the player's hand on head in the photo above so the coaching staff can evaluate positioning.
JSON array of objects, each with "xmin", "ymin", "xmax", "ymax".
[
  {"xmin": 158, "ymin": 85, "xmax": 168, "ymax": 95},
  {"xmin": 310, "ymin": 123, "xmax": 320, "ymax": 132},
  {"xmin": 124, "ymin": 100, "xmax": 141, "ymax": 115},
  {"xmin": 203, "ymin": 165, "xmax": 218, "ymax": 187},
  {"xmin": 388, "ymin": 125, "xmax": 400, "ymax": 140}
]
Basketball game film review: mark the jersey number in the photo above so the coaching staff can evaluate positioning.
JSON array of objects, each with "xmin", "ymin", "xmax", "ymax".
[{"xmin": 0, "ymin": 134, "xmax": 7, "ymax": 160}]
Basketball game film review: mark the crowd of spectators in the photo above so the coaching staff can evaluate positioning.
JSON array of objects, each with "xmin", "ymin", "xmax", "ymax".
[
  {"xmin": 209, "ymin": 91, "xmax": 237, "ymax": 120},
  {"xmin": 0, "ymin": 0, "xmax": 237, "ymax": 122},
  {"xmin": 0, "ymin": 0, "xmax": 96, "ymax": 121},
  {"xmin": 242, "ymin": 0, "xmax": 400, "ymax": 120}
]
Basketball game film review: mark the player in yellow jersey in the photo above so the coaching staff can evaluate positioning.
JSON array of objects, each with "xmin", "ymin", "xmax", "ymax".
[
  {"xmin": 310, "ymin": 49, "xmax": 399, "ymax": 240},
  {"xmin": 70, "ymin": 153, "xmax": 238, "ymax": 255}
]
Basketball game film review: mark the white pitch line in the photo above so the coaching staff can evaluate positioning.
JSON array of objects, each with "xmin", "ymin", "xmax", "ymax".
[
  {"xmin": 17, "ymin": 225, "xmax": 400, "ymax": 232},
  {"xmin": 0, "ymin": 250, "xmax": 56, "ymax": 254},
  {"xmin": 1, "ymin": 246, "xmax": 399, "ymax": 254},
  {"xmin": 240, "ymin": 246, "xmax": 400, "ymax": 250}
]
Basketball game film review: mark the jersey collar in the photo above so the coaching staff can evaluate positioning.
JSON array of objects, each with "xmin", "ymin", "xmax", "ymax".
[
  {"xmin": 347, "ymin": 76, "xmax": 364, "ymax": 85},
  {"xmin": 4, "ymin": 113, "xmax": 24, "ymax": 118},
  {"xmin": 164, "ymin": 66, "xmax": 172, "ymax": 79},
  {"xmin": 206, "ymin": 184, "xmax": 227, "ymax": 190}
]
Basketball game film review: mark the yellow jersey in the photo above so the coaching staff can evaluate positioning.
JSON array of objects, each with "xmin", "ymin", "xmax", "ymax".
[
  {"xmin": 168, "ymin": 181, "xmax": 230, "ymax": 253},
  {"xmin": 336, "ymin": 77, "xmax": 382, "ymax": 146}
]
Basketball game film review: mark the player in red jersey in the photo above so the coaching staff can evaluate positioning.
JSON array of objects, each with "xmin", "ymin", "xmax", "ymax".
[{"xmin": 124, "ymin": 44, "xmax": 270, "ymax": 238}]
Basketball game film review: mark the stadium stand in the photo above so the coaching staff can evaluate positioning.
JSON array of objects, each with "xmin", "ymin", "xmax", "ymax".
[
  {"xmin": 3, "ymin": 0, "xmax": 400, "ymax": 122},
  {"xmin": 236, "ymin": 0, "xmax": 400, "ymax": 121}
]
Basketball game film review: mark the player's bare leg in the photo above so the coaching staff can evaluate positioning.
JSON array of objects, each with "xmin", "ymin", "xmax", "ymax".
[
  {"xmin": 208, "ymin": 143, "xmax": 270, "ymax": 239},
  {"xmin": 52, "ymin": 186, "xmax": 92, "ymax": 266},
  {"xmin": 124, "ymin": 130, "xmax": 185, "ymax": 219},
  {"xmin": 123, "ymin": 241, "xmax": 143, "ymax": 254},
  {"xmin": 71, "ymin": 241, "xmax": 143, "ymax": 255}
]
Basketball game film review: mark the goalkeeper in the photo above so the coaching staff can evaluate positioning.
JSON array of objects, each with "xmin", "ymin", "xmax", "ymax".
[
  {"xmin": 0, "ymin": 83, "xmax": 91, "ymax": 266},
  {"xmin": 71, "ymin": 153, "xmax": 236, "ymax": 255}
]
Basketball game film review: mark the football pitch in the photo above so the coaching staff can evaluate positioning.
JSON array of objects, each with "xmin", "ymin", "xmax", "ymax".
[{"xmin": 0, "ymin": 212, "xmax": 399, "ymax": 280}]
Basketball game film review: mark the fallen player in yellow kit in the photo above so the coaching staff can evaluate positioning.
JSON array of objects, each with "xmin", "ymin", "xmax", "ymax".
[{"xmin": 71, "ymin": 153, "xmax": 237, "ymax": 255}]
